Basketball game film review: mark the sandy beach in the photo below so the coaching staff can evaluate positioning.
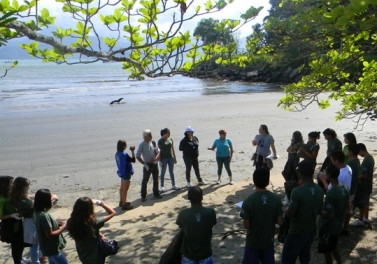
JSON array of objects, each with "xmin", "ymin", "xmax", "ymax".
[{"xmin": 1, "ymin": 91, "xmax": 376, "ymax": 263}]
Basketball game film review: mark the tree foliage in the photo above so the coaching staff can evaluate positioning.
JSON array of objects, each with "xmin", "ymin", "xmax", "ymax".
[
  {"xmin": 257, "ymin": 0, "xmax": 377, "ymax": 127},
  {"xmin": 1, "ymin": 0, "xmax": 262, "ymax": 80}
]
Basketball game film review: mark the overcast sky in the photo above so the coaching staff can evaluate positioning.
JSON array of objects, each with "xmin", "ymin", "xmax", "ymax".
[
  {"xmin": 0, "ymin": 0, "xmax": 270, "ymax": 59},
  {"xmin": 38, "ymin": 0, "xmax": 271, "ymax": 38}
]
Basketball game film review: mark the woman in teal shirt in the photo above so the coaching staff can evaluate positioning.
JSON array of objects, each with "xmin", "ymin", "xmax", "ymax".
[{"xmin": 208, "ymin": 129, "xmax": 234, "ymax": 185}]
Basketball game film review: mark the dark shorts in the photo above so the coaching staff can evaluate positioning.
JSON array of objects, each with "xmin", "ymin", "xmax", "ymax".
[
  {"xmin": 118, "ymin": 173, "xmax": 132, "ymax": 181},
  {"xmin": 355, "ymin": 193, "xmax": 370, "ymax": 209},
  {"xmin": 242, "ymin": 246, "xmax": 275, "ymax": 264},
  {"xmin": 318, "ymin": 234, "xmax": 338, "ymax": 253}
]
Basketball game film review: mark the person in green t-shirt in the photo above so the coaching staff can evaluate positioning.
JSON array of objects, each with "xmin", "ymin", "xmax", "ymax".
[
  {"xmin": 158, "ymin": 128, "xmax": 179, "ymax": 192},
  {"xmin": 343, "ymin": 144, "xmax": 360, "ymax": 234},
  {"xmin": 352, "ymin": 143, "xmax": 375, "ymax": 226},
  {"xmin": 318, "ymin": 164, "xmax": 349, "ymax": 264},
  {"xmin": 11, "ymin": 177, "xmax": 43, "ymax": 264},
  {"xmin": 282, "ymin": 160, "xmax": 324, "ymax": 264},
  {"xmin": 240, "ymin": 167, "xmax": 283, "ymax": 264},
  {"xmin": 34, "ymin": 189, "xmax": 68, "ymax": 264},
  {"xmin": 67, "ymin": 197, "xmax": 116, "ymax": 264},
  {"xmin": 176, "ymin": 186, "xmax": 216, "ymax": 263},
  {"xmin": 299, "ymin": 131, "xmax": 321, "ymax": 166},
  {"xmin": 320, "ymin": 128, "xmax": 342, "ymax": 172},
  {"xmin": 342, "ymin": 132, "xmax": 357, "ymax": 163}
]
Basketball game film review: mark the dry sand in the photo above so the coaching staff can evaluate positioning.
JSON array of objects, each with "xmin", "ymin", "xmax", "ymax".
[{"xmin": 1, "ymin": 92, "xmax": 376, "ymax": 263}]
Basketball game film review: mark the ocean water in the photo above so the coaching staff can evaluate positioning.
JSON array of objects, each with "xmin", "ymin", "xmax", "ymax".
[{"xmin": 0, "ymin": 60, "xmax": 280, "ymax": 114}]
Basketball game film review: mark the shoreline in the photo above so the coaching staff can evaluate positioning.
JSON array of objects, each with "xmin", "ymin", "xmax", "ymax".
[{"xmin": 1, "ymin": 92, "xmax": 376, "ymax": 263}]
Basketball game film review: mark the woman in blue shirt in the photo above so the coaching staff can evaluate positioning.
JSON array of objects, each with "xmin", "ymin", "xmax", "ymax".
[{"xmin": 208, "ymin": 129, "xmax": 234, "ymax": 185}]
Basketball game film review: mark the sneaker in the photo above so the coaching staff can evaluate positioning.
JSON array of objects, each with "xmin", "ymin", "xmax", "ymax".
[
  {"xmin": 350, "ymin": 219, "xmax": 365, "ymax": 227},
  {"xmin": 160, "ymin": 187, "xmax": 165, "ymax": 193},
  {"xmin": 154, "ymin": 194, "xmax": 163, "ymax": 199},
  {"xmin": 216, "ymin": 180, "xmax": 221, "ymax": 184},
  {"xmin": 187, "ymin": 182, "xmax": 192, "ymax": 188},
  {"xmin": 363, "ymin": 218, "xmax": 371, "ymax": 224},
  {"xmin": 229, "ymin": 181, "xmax": 234, "ymax": 185},
  {"xmin": 198, "ymin": 180, "xmax": 206, "ymax": 186},
  {"xmin": 121, "ymin": 204, "xmax": 134, "ymax": 210},
  {"xmin": 21, "ymin": 258, "xmax": 31, "ymax": 264},
  {"xmin": 141, "ymin": 197, "xmax": 146, "ymax": 202},
  {"xmin": 172, "ymin": 185, "xmax": 180, "ymax": 190}
]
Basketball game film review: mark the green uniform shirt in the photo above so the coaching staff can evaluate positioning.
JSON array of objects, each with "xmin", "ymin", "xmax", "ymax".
[
  {"xmin": 15, "ymin": 198, "xmax": 34, "ymax": 218},
  {"xmin": 34, "ymin": 211, "xmax": 66, "ymax": 256},
  {"xmin": 327, "ymin": 138, "xmax": 342, "ymax": 153},
  {"xmin": 0, "ymin": 196, "xmax": 20, "ymax": 233},
  {"xmin": 75, "ymin": 217, "xmax": 105, "ymax": 264},
  {"xmin": 240, "ymin": 190, "xmax": 283, "ymax": 249},
  {"xmin": 176, "ymin": 206, "xmax": 216, "ymax": 261},
  {"xmin": 288, "ymin": 182, "xmax": 324, "ymax": 234},
  {"xmin": 346, "ymin": 158, "xmax": 360, "ymax": 196},
  {"xmin": 303, "ymin": 141, "xmax": 320, "ymax": 164},
  {"xmin": 319, "ymin": 184, "xmax": 349, "ymax": 235},
  {"xmin": 158, "ymin": 137, "xmax": 174, "ymax": 159},
  {"xmin": 358, "ymin": 155, "xmax": 375, "ymax": 194}
]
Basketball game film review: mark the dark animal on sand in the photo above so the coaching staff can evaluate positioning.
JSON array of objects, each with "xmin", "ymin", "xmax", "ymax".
[{"xmin": 110, "ymin": 98, "xmax": 124, "ymax": 105}]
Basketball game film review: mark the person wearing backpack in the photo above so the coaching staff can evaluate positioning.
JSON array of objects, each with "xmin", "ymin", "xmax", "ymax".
[{"xmin": 0, "ymin": 176, "xmax": 24, "ymax": 264}]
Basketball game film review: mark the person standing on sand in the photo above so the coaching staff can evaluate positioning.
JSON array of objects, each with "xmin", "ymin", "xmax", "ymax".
[
  {"xmin": 318, "ymin": 164, "xmax": 349, "ymax": 264},
  {"xmin": 320, "ymin": 128, "xmax": 342, "ymax": 172},
  {"xmin": 0, "ymin": 176, "xmax": 24, "ymax": 264},
  {"xmin": 207, "ymin": 129, "xmax": 234, "ymax": 185},
  {"xmin": 176, "ymin": 186, "xmax": 216, "ymax": 264},
  {"xmin": 342, "ymin": 132, "xmax": 357, "ymax": 163},
  {"xmin": 179, "ymin": 126, "xmax": 206, "ymax": 188},
  {"xmin": 34, "ymin": 189, "xmax": 69, "ymax": 264},
  {"xmin": 115, "ymin": 139, "xmax": 135, "ymax": 210},
  {"xmin": 351, "ymin": 143, "xmax": 375, "ymax": 227},
  {"xmin": 240, "ymin": 167, "xmax": 283, "ymax": 264},
  {"xmin": 281, "ymin": 160, "xmax": 324, "ymax": 264},
  {"xmin": 67, "ymin": 197, "xmax": 116, "ymax": 264},
  {"xmin": 158, "ymin": 128, "xmax": 180, "ymax": 192},
  {"xmin": 136, "ymin": 129, "xmax": 162, "ymax": 202},
  {"xmin": 11, "ymin": 177, "xmax": 43, "ymax": 264},
  {"xmin": 252, "ymin": 124, "xmax": 277, "ymax": 169},
  {"xmin": 282, "ymin": 131, "xmax": 304, "ymax": 202},
  {"xmin": 299, "ymin": 131, "xmax": 320, "ymax": 166}
]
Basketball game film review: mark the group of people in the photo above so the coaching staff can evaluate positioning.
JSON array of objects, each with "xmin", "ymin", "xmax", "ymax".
[
  {"xmin": 241, "ymin": 127, "xmax": 375, "ymax": 264},
  {"xmin": 1, "ymin": 124, "xmax": 375, "ymax": 264},
  {"xmin": 115, "ymin": 126, "xmax": 235, "ymax": 209},
  {"xmin": 0, "ymin": 176, "xmax": 116, "ymax": 264}
]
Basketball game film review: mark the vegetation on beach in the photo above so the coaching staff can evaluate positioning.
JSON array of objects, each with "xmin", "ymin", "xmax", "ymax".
[{"xmin": 1, "ymin": 0, "xmax": 377, "ymax": 125}]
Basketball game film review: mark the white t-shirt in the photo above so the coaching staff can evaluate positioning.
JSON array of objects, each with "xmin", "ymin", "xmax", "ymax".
[{"xmin": 328, "ymin": 165, "xmax": 352, "ymax": 190}]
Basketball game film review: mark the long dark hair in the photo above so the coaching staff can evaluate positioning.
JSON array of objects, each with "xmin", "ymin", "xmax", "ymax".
[
  {"xmin": 323, "ymin": 128, "xmax": 337, "ymax": 139},
  {"xmin": 292, "ymin": 131, "xmax": 303, "ymax": 144},
  {"xmin": 117, "ymin": 140, "xmax": 126, "ymax": 152},
  {"xmin": 344, "ymin": 132, "xmax": 357, "ymax": 145},
  {"xmin": 308, "ymin": 131, "xmax": 320, "ymax": 140},
  {"xmin": 260, "ymin": 124, "xmax": 269, "ymax": 134},
  {"xmin": 11, "ymin": 177, "xmax": 30, "ymax": 204},
  {"xmin": 0, "ymin": 176, "xmax": 13, "ymax": 198},
  {"xmin": 34, "ymin": 189, "xmax": 52, "ymax": 212},
  {"xmin": 67, "ymin": 197, "xmax": 96, "ymax": 241}
]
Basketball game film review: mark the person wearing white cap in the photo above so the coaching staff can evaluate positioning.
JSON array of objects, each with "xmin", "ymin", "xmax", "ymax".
[{"xmin": 179, "ymin": 126, "xmax": 206, "ymax": 187}]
